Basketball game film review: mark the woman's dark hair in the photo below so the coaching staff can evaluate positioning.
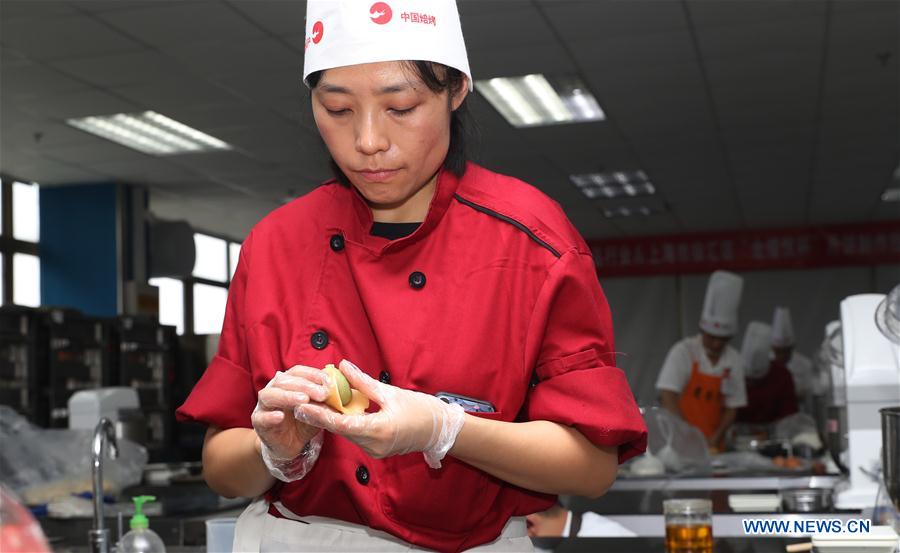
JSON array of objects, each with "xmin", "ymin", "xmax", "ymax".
[{"xmin": 307, "ymin": 61, "xmax": 473, "ymax": 186}]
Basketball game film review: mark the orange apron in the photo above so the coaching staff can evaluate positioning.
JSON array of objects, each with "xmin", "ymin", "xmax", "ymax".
[{"xmin": 678, "ymin": 361, "xmax": 724, "ymax": 440}]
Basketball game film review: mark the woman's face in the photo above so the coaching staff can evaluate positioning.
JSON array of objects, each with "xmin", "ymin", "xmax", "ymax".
[{"xmin": 312, "ymin": 61, "xmax": 468, "ymax": 215}]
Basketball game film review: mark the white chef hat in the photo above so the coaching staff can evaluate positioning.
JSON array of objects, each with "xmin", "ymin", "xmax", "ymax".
[
  {"xmin": 302, "ymin": 0, "xmax": 473, "ymax": 91},
  {"xmin": 741, "ymin": 321, "xmax": 773, "ymax": 379},
  {"xmin": 699, "ymin": 270, "xmax": 744, "ymax": 337},
  {"xmin": 771, "ymin": 306, "xmax": 795, "ymax": 348}
]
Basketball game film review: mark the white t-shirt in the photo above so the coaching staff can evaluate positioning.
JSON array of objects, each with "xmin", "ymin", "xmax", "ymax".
[{"xmin": 655, "ymin": 335, "xmax": 747, "ymax": 409}]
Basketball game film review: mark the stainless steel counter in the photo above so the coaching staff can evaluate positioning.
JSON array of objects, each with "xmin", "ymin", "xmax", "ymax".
[{"xmin": 610, "ymin": 474, "xmax": 843, "ymax": 491}]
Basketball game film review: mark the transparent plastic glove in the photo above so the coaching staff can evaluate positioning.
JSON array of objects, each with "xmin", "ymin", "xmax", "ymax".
[
  {"xmin": 251, "ymin": 366, "xmax": 330, "ymax": 482},
  {"xmin": 293, "ymin": 360, "xmax": 466, "ymax": 469}
]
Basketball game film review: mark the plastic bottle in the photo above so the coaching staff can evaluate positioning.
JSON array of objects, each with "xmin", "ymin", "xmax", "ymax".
[{"xmin": 118, "ymin": 495, "xmax": 167, "ymax": 553}]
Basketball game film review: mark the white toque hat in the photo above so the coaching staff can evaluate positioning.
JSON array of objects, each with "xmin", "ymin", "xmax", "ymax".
[
  {"xmin": 302, "ymin": 0, "xmax": 473, "ymax": 91},
  {"xmin": 771, "ymin": 306, "xmax": 795, "ymax": 348},
  {"xmin": 741, "ymin": 321, "xmax": 773, "ymax": 379},
  {"xmin": 699, "ymin": 270, "xmax": 744, "ymax": 337}
]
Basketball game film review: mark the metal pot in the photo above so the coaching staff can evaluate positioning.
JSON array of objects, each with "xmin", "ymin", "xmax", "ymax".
[{"xmin": 781, "ymin": 488, "xmax": 833, "ymax": 513}]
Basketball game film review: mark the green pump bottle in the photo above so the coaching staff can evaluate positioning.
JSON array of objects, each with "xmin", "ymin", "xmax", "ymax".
[{"xmin": 118, "ymin": 496, "xmax": 166, "ymax": 553}]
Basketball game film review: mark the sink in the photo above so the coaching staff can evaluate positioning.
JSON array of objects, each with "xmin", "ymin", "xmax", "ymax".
[{"xmin": 37, "ymin": 481, "xmax": 248, "ymax": 549}]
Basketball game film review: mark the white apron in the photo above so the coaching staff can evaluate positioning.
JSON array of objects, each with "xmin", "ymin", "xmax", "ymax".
[{"xmin": 232, "ymin": 497, "xmax": 534, "ymax": 552}]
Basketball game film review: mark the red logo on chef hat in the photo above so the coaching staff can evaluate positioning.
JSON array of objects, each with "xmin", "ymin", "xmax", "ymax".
[
  {"xmin": 311, "ymin": 20, "xmax": 324, "ymax": 44},
  {"xmin": 370, "ymin": 2, "xmax": 392, "ymax": 24},
  {"xmin": 305, "ymin": 20, "xmax": 324, "ymax": 50}
]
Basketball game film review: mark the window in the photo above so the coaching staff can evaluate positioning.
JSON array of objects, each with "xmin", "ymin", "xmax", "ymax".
[
  {"xmin": 193, "ymin": 233, "xmax": 228, "ymax": 282},
  {"xmin": 148, "ymin": 277, "xmax": 185, "ymax": 335},
  {"xmin": 0, "ymin": 176, "xmax": 41, "ymax": 307},
  {"xmin": 13, "ymin": 181, "xmax": 39, "ymax": 242},
  {"xmin": 193, "ymin": 283, "xmax": 228, "ymax": 335},
  {"xmin": 12, "ymin": 253, "xmax": 40, "ymax": 307},
  {"xmin": 150, "ymin": 231, "xmax": 241, "ymax": 336}
]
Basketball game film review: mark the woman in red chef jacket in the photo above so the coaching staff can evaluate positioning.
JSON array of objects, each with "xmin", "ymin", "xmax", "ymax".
[{"xmin": 176, "ymin": 1, "xmax": 647, "ymax": 551}]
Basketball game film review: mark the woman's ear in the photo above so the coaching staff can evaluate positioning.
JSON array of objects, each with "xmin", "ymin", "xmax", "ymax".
[{"xmin": 450, "ymin": 74, "xmax": 470, "ymax": 111}]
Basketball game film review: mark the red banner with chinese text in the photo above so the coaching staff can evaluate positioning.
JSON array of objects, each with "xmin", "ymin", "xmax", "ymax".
[{"xmin": 588, "ymin": 221, "xmax": 900, "ymax": 276}]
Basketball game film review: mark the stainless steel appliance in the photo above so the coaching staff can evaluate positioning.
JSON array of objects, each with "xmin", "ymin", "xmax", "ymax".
[{"xmin": 882, "ymin": 407, "xmax": 900, "ymax": 510}]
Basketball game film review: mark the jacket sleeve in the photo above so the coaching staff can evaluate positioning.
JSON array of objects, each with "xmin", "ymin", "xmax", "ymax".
[
  {"xmin": 522, "ymin": 250, "xmax": 647, "ymax": 463},
  {"xmin": 176, "ymin": 231, "xmax": 257, "ymax": 429}
]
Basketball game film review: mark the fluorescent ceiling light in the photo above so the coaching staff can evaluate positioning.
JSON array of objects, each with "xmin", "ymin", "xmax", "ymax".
[
  {"xmin": 570, "ymin": 170, "xmax": 655, "ymax": 200},
  {"xmin": 602, "ymin": 204, "xmax": 665, "ymax": 219},
  {"xmin": 67, "ymin": 111, "xmax": 231, "ymax": 156},
  {"xmin": 882, "ymin": 187, "xmax": 900, "ymax": 202},
  {"xmin": 475, "ymin": 74, "xmax": 605, "ymax": 128}
]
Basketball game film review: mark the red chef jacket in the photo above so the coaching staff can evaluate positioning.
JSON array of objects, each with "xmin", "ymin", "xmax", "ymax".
[
  {"xmin": 177, "ymin": 162, "xmax": 647, "ymax": 552},
  {"xmin": 736, "ymin": 361, "xmax": 798, "ymax": 425}
]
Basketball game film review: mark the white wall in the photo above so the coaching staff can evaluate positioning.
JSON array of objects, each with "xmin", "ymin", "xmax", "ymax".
[{"xmin": 601, "ymin": 264, "xmax": 900, "ymax": 406}]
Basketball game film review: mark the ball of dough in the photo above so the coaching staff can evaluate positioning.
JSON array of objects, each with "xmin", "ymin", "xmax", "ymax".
[{"xmin": 322, "ymin": 364, "xmax": 370, "ymax": 415}]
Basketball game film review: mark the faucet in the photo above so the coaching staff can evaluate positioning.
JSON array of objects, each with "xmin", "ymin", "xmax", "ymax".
[{"xmin": 89, "ymin": 418, "xmax": 119, "ymax": 553}]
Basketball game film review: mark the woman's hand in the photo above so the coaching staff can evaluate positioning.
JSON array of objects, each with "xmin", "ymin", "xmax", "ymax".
[
  {"xmin": 252, "ymin": 365, "xmax": 331, "ymax": 480},
  {"xmin": 293, "ymin": 359, "xmax": 466, "ymax": 468}
]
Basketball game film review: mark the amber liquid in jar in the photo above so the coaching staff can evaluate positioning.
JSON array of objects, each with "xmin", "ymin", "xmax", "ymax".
[{"xmin": 665, "ymin": 523, "xmax": 713, "ymax": 553}]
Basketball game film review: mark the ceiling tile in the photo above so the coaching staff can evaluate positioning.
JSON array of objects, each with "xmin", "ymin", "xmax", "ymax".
[
  {"xmin": 469, "ymin": 42, "xmax": 576, "ymax": 78},
  {"xmin": 611, "ymin": 212, "xmax": 682, "ymax": 237},
  {"xmin": 87, "ymin": 158, "xmax": 198, "ymax": 184},
  {"xmin": 461, "ymin": 6, "xmax": 555, "ymax": 51},
  {"xmin": 44, "ymin": 138, "xmax": 152, "ymax": 165},
  {"xmin": 213, "ymin": 71, "xmax": 305, "ymax": 103},
  {"xmin": 1, "ymin": 150, "xmax": 110, "ymax": 185},
  {"xmin": 1, "ymin": 121, "xmax": 95, "ymax": 152},
  {"xmin": 98, "ymin": 1, "xmax": 266, "ymax": 47},
  {"xmin": 170, "ymin": 150, "xmax": 275, "ymax": 176},
  {"xmin": 458, "ymin": 0, "xmax": 528, "ymax": 18},
  {"xmin": 559, "ymin": 203, "xmax": 624, "ymax": 240},
  {"xmin": 75, "ymin": 1, "xmax": 205, "ymax": 13},
  {"xmin": 226, "ymin": 0, "xmax": 307, "ymax": 36},
  {"xmin": 832, "ymin": 0, "xmax": 900, "ymax": 14},
  {"xmin": 569, "ymin": 29, "xmax": 696, "ymax": 73},
  {"xmin": 0, "ymin": 62, "xmax": 90, "ymax": 100},
  {"xmin": 686, "ymin": 0, "xmax": 825, "ymax": 29},
  {"xmin": 112, "ymin": 78, "xmax": 242, "ymax": 110},
  {"xmin": 0, "ymin": 0, "xmax": 78, "ymax": 20},
  {"xmin": 0, "ymin": 13, "xmax": 144, "ymax": 61},
  {"xmin": 50, "ymin": 50, "xmax": 193, "ymax": 88},
  {"xmin": 693, "ymin": 15, "xmax": 825, "ymax": 61},
  {"xmin": 15, "ymin": 88, "xmax": 138, "ymax": 119},
  {"xmin": 540, "ymin": 0, "xmax": 687, "ymax": 40},
  {"xmin": 160, "ymin": 38, "xmax": 302, "ymax": 79}
]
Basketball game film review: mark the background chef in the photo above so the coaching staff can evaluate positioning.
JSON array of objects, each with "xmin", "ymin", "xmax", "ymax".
[
  {"xmin": 771, "ymin": 306, "xmax": 816, "ymax": 414},
  {"xmin": 656, "ymin": 270, "xmax": 748, "ymax": 449},
  {"xmin": 736, "ymin": 321, "xmax": 798, "ymax": 425}
]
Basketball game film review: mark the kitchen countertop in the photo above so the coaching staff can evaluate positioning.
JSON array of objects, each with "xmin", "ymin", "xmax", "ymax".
[
  {"xmin": 38, "ymin": 481, "xmax": 248, "ymax": 551},
  {"xmin": 610, "ymin": 473, "xmax": 842, "ymax": 491}
]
